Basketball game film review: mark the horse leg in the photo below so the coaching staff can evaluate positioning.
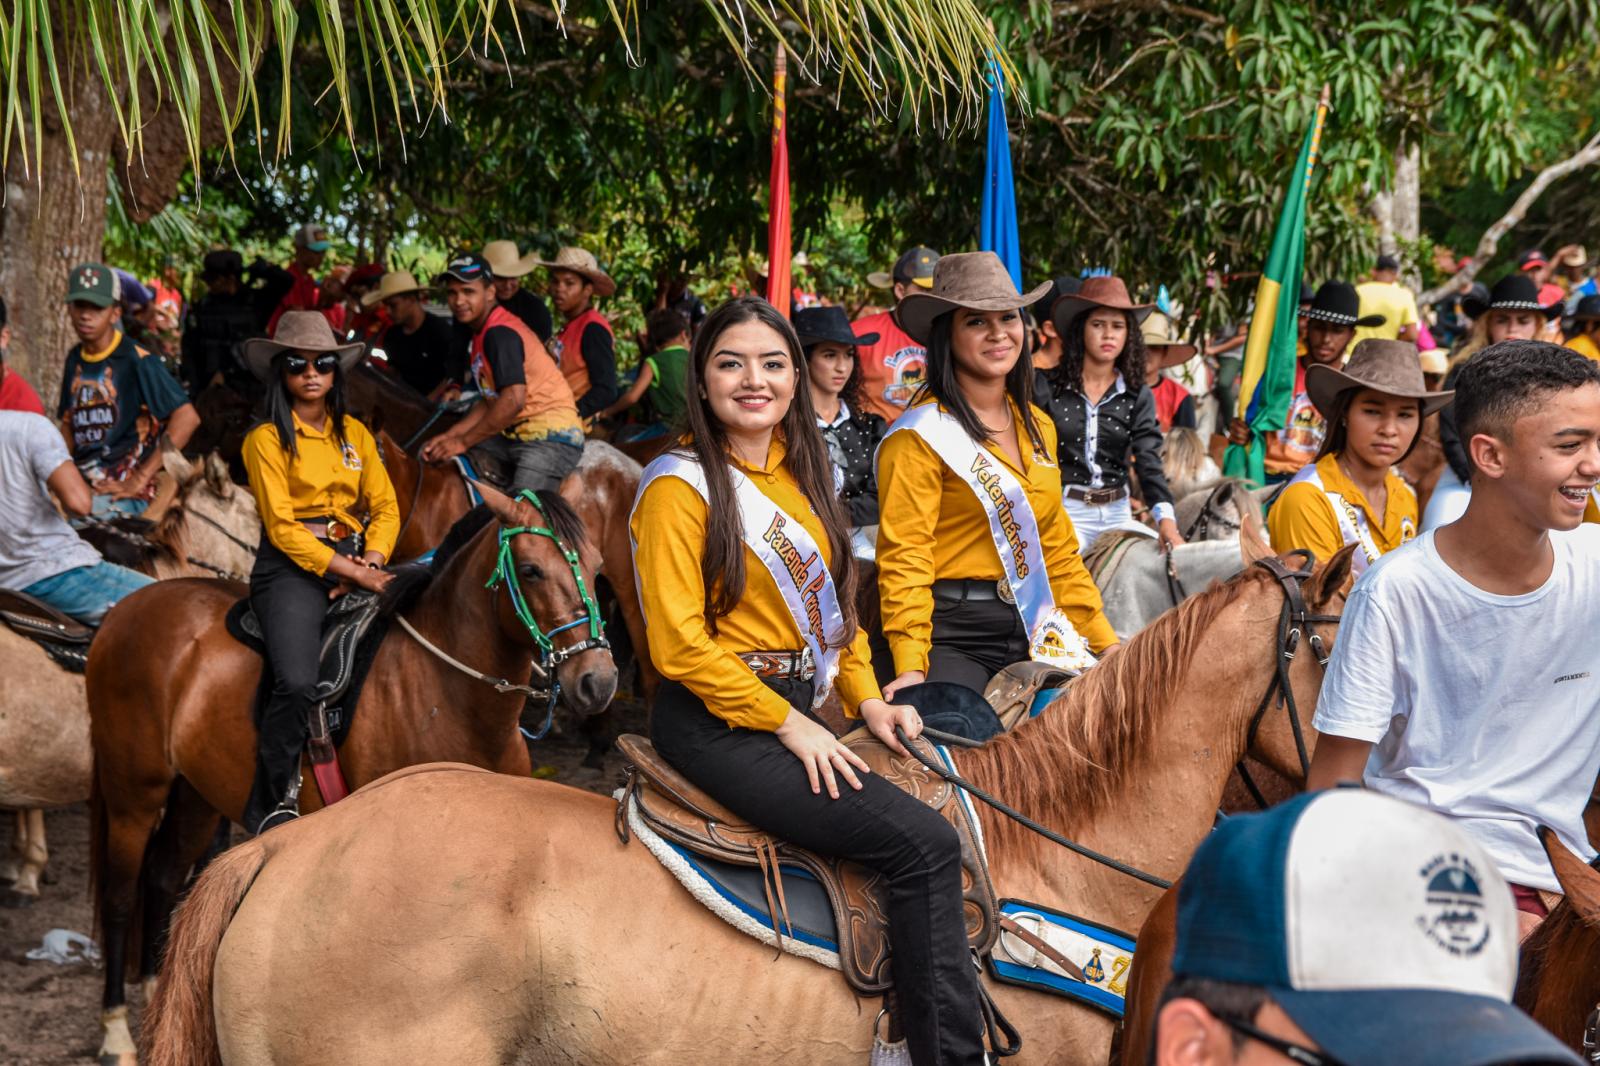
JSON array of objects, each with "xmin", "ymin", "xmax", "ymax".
[
  {"xmin": 97, "ymin": 798, "xmax": 167, "ymax": 1066},
  {"xmin": 0, "ymin": 808, "xmax": 49, "ymax": 906},
  {"xmin": 139, "ymin": 782, "xmax": 229, "ymax": 1000},
  {"xmin": 0, "ymin": 810, "xmax": 23, "ymax": 884}
]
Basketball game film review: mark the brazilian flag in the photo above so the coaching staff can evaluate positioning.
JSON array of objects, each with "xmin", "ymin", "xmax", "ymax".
[{"xmin": 1224, "ymin": 89, "xmax": 1331, "ymax": 485}]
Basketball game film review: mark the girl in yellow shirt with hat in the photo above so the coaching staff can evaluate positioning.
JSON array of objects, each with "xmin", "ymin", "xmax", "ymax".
[
  {"xmin": 238, "ymin": 311, "xmax": 400, "ymax": 834},
  {"xmin": 1268, "ymin": 339, "xmax": 1453, "ymax": 575}
]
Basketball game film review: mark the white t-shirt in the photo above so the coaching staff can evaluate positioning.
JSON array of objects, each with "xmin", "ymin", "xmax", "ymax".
[
  {"xmin": 1314, "ymin": 527, "xmax": 1600, "ymax": 892},
  {"xmin": 0, "ymin": 410, "xmax": 103, "ymax": 590}
]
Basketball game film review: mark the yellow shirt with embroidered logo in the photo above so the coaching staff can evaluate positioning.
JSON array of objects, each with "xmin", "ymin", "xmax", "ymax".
[
  {"xmin": 875, "ymin": 397, "xmax": 1117, "ymax": 675},
  {"xmin": 630, "ymin": 438, "xmax": 880, "ymax": 732},
  {"xmin": 1566, "ymin": 333, "xmax": 1600, "ymax": 362},
  {"xmin": 242, "ymin": 412, "xmax": 400, "ymax": 575},
  {"xmin": 1267, "ymin": 452, "xmax": 1417, "ymax": 566}
]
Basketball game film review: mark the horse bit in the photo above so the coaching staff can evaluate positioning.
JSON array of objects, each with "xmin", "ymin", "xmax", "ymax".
[{"xmin": 399, "ymin": 490, "xmax": 609, "ymax": 740}]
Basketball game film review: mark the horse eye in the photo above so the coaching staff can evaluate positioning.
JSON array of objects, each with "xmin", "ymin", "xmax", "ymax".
[{"xmin": 518, "ymin": 563, "xmax": 545, "ymax": 582}]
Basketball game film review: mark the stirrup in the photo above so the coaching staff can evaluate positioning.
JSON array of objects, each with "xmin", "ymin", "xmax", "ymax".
[{"xmin": 254, "ymin": 802, "xmax": 300, "ymax": 835}]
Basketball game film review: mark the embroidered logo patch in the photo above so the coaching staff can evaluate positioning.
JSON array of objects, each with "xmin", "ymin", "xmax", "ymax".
[
  {"xmin": 1416, "ymin": 853, "xmax": 1489, "ymax": 957},
  {"xmin": 341, "ymin": 442, "xmax": 363, "ymax": 471}
]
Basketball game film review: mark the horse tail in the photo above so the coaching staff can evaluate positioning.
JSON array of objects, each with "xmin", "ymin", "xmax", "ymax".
[{"xmin": 140, "ymin": 838, "xmax": 268, "ymax": 1066}]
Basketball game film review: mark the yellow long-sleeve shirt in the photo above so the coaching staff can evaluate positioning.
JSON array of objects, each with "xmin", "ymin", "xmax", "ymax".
[
  {"xmin": 630, "ymin": 439, "xmax": 880, "ymax": 732},
  {"xmin": 1267, "ymin": 453, "xmax": 1417, "ymax": 566},
  {"xmin": 242, "ymin": 412, "xmax": 400, "ymax": 575},
  {"xmin": 875, "ymin": 397, "xmax": 1117, "ymax": 675}
]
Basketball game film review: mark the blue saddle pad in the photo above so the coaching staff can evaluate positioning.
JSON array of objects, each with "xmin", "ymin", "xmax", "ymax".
[
  {"xmin": 985, "ymin": 899, "xmax": 1136, "ymax": 1017},
  {"xmin": 664, "ymin": 842, "xmax": 842, "ymax": 954}
]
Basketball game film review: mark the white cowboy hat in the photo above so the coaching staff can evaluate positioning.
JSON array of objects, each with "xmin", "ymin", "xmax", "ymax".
[
  {"xmin": 360, "ymin": 270, "xmax": 428, "ymax": 308},
  {"xmin": 532, "ymin": 246, "xmax": 616, "ymax": 298},
  {"xmin": 482, "ymin": 239, "xmax": 538, "ymax": 279},
  {"xmin": 240, "ymin": 311, "xmax": 365, "ymax": 381}
]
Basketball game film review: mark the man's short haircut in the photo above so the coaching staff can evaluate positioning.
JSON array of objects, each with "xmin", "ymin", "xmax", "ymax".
[
  {"xmin": 1150, "ymin": 976, "xmax": 1270, "ymax": 1064},
  {"xmin": 646, "ymin": 307, "xmax": 689, "ymax": 350},
  {"xmin": 1454, "ymin": 340, "xmax": 1600, "ymax": 469}
]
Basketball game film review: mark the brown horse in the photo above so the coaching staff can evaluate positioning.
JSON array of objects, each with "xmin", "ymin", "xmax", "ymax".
[
  {"xmin": 1516, "ymin": 828, "xmax": 1600, "ymax": 1055},
  {"xmin": 141, "ymin": 547, "xmax": 1356, "ymax": 1066},
  {"xmin": 86, "ymin": 483, "xmax": 618, "ymax": 1065},
  {"xmin": 344, "ymin": 360, "xmax": 462, "ymax": 449}
]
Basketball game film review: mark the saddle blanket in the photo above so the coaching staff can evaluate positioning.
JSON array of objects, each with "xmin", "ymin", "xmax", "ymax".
[{"xmin": 987, "ymin": 899, "xmax": 1136, "ymax": 1018}]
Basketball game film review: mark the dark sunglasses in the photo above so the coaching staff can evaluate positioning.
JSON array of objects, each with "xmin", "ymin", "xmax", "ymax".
[
  {"xmin": 1218, "ymin": 1015, "xmax": 1347, "ymax": 1066},
  {"xmin": 282, "ymin": 353, "xmax": 339, "ymax": 375}
]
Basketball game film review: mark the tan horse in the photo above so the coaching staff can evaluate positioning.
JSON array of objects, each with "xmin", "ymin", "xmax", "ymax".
[
  {"xmin": 0, "ymin": 447, "xmax": 257, "ymax": 906},
  {"xmin": 142, "ymin": 547, "xmax": 1356, "ymax": 1066}
]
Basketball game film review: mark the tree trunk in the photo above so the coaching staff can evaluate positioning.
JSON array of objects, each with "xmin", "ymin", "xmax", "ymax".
[
  {"xmin": 1392, "ymin": 140, "xmax": 1421, "ymax": 287},
  {"xmin": 0, "ymin": 80, "xmax": 118, "ymax": 407}
]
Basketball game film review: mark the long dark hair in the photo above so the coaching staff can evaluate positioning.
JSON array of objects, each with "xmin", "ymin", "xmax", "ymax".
[
  {"xmin": 1315, "ymin": 388, "xmax": 1424, "ymax": 463},
  {"xmin": 684, "ymin": 296, "xmax": 859, "ymax": 638},
  {"xmin": 918, "ymin": 308, "xmax": 1046, "ymax": 453},
  {"xmin": 802, "ymin": 338, "xmax": 865, "ymax": 414},
  {"xmin": 1050, "ymin": 307, "xmax": 1148, "ymax": 397},
  {"xmin": 262, "ymin": 351, "xmax": 350, "ymax": 459}
]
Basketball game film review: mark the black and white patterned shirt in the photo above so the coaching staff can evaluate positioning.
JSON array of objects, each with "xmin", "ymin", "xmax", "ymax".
[
  {"xmin": 816, "ymin": 400, "xmax": 887, "ymax": 526},
  {"xmin": 1033, "ymin": 370, "xmax": 1176, "ymax": 519}
]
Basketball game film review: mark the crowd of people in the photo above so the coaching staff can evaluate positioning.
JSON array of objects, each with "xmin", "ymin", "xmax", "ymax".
[{"xmin": 2, "ymin": 226, "xmax": 1599, "ymax": 1065}]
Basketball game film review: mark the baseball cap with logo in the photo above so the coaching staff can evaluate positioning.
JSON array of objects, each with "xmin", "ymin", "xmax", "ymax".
[
  {"xmin": 65, "ymin": 263, "xmax": 122, "ymax": 308},
  {"xmin": 293, "ymin": 223, "xmax": 332, "ymax": 253},
  {"xmin": 867, "ymin": 246, "xmax": 940, "ymax": 291},
  {"xmin": 432, "ymin": 252, "xmax": 493, "ymax": 286},
  {"xmin": 1172, "ymin": 790, "xmax": 1579, "ymax": 1066}
]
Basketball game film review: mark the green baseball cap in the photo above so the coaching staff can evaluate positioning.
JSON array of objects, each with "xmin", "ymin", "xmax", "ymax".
[{"xmin": 66, "ymin": 262, "xmax": 121, "ymax": 308}]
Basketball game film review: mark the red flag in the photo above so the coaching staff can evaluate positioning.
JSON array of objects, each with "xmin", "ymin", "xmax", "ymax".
[{"xmin": 766, "ymin": 48, "xmax": 791, "ymax": 319}]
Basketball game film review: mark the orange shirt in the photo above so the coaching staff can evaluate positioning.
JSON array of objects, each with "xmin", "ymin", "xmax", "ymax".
[
  {"xmin": 550, "ymin": 307, "xmax": 611, "ymax": 403},
  {"xmin": 853, "ymin": 309, "xmax": 927, "ymax": 423},
  {"xmin": 469, "ymin": 306, "xmax": 583, "ymax": 444}
]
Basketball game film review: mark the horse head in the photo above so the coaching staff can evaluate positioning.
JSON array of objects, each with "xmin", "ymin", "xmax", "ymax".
[
  {"xmin": 477, "ymin": 481, "xmax": 619, "ymax": 719},
  {"xmin": 139, "ymin": 442, "xmax": 259, "ymax": 580},
  {"xmin": 1243, "ymin": 542, "xmax": 1357, "ymax": 786}
]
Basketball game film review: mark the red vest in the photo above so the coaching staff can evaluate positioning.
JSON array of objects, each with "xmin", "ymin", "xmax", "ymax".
[{"xmin": 551, "ymin": 307, "xmax": 612, "ymax": 403}]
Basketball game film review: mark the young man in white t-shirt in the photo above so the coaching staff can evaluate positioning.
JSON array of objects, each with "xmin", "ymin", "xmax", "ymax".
[{"xmin": 1308, "ymin": 339, "xmax": 1600, "ymax": 937}]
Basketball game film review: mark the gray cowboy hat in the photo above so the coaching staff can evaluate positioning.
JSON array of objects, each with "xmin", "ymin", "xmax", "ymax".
[
  {"xmin": 1305, "ymin": 339, "xmax": 1454, "ymax": 420},
  {"xmin": 1051, "ymin": 275, "xmax": 1156, "ymax": 333},
  {"xmin": 897, "ymin": 251, "xmax": 1052, "ymax": 345},
  {"xmin": 241, "ymin": 310, "xmax": 365, "ymax": 382}
]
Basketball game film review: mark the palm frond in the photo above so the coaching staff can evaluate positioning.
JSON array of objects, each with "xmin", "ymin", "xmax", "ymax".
[{"xmin": 2, "ymin": 0, "xmax": 1017, "ymax": 183}]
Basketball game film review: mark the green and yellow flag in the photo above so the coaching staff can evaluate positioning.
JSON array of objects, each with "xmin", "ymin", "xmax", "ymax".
[{"xmin": 1224, "ymin": 87, "xmax": 1331, "ymax": 485}]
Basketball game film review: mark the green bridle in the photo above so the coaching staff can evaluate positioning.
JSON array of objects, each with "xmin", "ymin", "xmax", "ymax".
[{"xmin": 484, "ymin": 489, "xmax": 609, "ymax": 736}]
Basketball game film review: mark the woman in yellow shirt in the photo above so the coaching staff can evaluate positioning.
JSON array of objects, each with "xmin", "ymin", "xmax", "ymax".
[
  {"xmin": 238, "ymin": 311, "xmax": 400, "ymax": 834},
  {"xmin": 876, "ymin": 252, "xmax": 1117, "ymax": 698},
  {"xmin": 1268, "ymin": 339, "xmax": 1453, "ymax": 575},
  {"xmin": 630, "ymin": 296, "xmax": 983, "ymax": 1065}
]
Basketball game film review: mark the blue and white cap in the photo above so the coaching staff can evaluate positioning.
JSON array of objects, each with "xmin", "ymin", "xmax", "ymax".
[{"xmin": 1173, "ymin": 790, "xmax": 1579, "ymax": 1066}]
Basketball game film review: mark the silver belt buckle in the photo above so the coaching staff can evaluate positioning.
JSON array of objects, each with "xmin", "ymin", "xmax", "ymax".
[
  {"xmin": 799, "ymin": 646, "xmax": 816, "ymax": 679},
  {"xmin": 997, "ymin": 577, "xmax": 1016, "ymax": 605}
]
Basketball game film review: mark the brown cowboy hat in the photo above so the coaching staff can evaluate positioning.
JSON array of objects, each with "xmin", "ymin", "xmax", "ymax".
[
  {"xmin": 1305, "ymin": 339, "xmax": 1454, "ymax": 420},
  {"xmin": 896, "ymin": 251, "xmax": 1052, "ymax": 344},
  {"xmin": 533, "ymin": 246, "xmax": 616, "ymax": 298},
  {"xmin": 240, "ymin": 310, "xmax": 365, "ymax": 381},
  {"xmin": 1139, "ymin": 311, "xmax": 1198, "ymax": 367},
  {"xmin": 1051, "ymin": 275, "xmax": 1155, "ymax": 334}
]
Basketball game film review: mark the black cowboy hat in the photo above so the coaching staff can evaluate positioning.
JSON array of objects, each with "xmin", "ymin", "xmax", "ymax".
[
  {"xmin": 793, "ymin": 306, "xmax": 879, "ymax": 349},
  {"xmin": 1301, "ymin": 281, "xmax": 1385, "ymax": 329},
  {"xmin": 1461, "ymin": 274, "xmax": 1562, "ymax": 320},
  {"xmin": 1570, "ymin": 294, "xmax": 1600, "ymax": 323}
]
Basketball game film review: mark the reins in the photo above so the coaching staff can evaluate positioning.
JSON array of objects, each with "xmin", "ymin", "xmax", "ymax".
[
  {"xmin": 896, "ymin": 553, "xmax": 1342, "ymax": 890},
  {"xmin": 1165, "ymin": 480, "xmax": 1246, "ymax": 606},
  {"xmin": 400, "ymin": 489, "xmax": 609, "ymax": 740},
  {"xmin": 77, "ymin": 512, "xmax": 249, "ymax": 582}
]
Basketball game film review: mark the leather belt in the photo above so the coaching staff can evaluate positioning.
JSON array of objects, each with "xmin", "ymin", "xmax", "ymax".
[
  {"xmin": 1065, "ymin": 484, "xmax": 1129, "ymax": 506},
  {"xmin": 931, "ymin": 578, "xmax": 1016, "ymax": 606},
  {"xmin": 302, "ymin": 518, "xmax": 361, "ymax": 542},
  {"xmin": 738, "ymin": 649, "xmax": 815, "ymax": 680}
]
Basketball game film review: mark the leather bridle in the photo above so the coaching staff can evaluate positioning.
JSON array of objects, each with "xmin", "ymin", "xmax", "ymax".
[
  {"xmin": 1234, "ymin": 551, "xmax": 1342, "ymax": 808},
  {"xmin": 1165, "ymin": 481, "xmax": 1247, "ymax": 606},
  {"xmin": 1582, "ymin": 1004, "xmax": 1598, "ymax": 1064}
]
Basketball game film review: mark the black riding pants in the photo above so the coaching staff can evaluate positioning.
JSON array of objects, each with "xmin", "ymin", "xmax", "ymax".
[
  {"xmin": 650, "ymin": 678, "xmax": 985, "ymax": 1066},
  {"xmin": 927, "ymin": 589, "xmax": 1029, "ymax": 695},
  {"xmin": 241, "ymin": 535, "xmax": 355, "ymax": 832}
]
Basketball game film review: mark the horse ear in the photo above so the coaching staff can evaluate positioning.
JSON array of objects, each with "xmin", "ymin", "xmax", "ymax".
[
  {"xmin": 1306, "ymin": 543, "xmax": 1358, "ymax": 609},
  {"xmin": 1540, "ymin": 826, "xmax": 1600, "ymax": 926},
  {"xmin": 161, "ymin": 437, "xmax": 195, "ymax": 482},
  {"xmin": 203, "ymin": 451, "xmax": 233, "ymax": 499},
  {"xmin": 475, "ymin": 480, "xmax": 533, "ymax": 527}
]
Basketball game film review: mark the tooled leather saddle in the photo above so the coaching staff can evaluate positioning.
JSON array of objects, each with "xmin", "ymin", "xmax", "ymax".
[
  {"xmin": 614, "ymin": 730, "xmax": 999, "ymax": 995},
  {"xmin": 0, "ymin": 588, "xmax": 96, "ymax": 672}
]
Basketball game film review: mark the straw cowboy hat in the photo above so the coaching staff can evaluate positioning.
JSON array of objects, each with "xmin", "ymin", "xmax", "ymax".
[
  {"xmin": 1140, "ymin": 310, "xmax": 1198, "ymax": 367},
  {"xmin": 240, "ymin": 310, "xmax": 365, "ymax": 381},
  {"xmin": 482, "ymin": 239, "xmax": 538, "ymax": 279},
  {"xmin": 1051, "ymin": 276, "xmax": 1155, "ymax": 335},
  {"xmin": 533, "ymin": 246, "xmax": 616, "ymax": 297},
  {"xmin": 1461, "ymin": 274, "xmax": 1563, "ymax": 320},
  {"xmin": 1305, "ymin": 339, "xmax": 1454, "ymax": 420},
  {"xmin": 897, "ymin": 251, "xmax": 1052, "ymax": 344},
  {"xmin": 360, "ymin": 270, "xmax": 428, "ymax": 308}
]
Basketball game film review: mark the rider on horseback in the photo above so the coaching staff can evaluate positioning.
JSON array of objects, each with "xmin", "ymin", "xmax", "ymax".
[
  {"xmin": 238, "ymin": 312, "xmax": 399, "ymax": 834},
  {"xmin": 630, "ymin": 296, "xmax": 986, "ymax": 1065},
  {"xmin": 876, "ymin": 253, "xmax": 1117, "ymax": 698}
]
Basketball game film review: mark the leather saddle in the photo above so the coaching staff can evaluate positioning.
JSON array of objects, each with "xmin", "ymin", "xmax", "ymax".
[
  {"xmin": 615, "ymin": 731, "xmax": 999, "ymax": 995},
  {"xmin": 0, "ymin": 588, "xmax": 96, "ymax": 672},
  {"xmin": 983, "ymin": 661, "xmax": 1076, "ymax": 732}
]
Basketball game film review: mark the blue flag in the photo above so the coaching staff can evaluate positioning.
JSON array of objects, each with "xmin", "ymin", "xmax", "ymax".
[{"xmin": 980, "ymin": 64, "xmax": 1021, "ymax": 289}]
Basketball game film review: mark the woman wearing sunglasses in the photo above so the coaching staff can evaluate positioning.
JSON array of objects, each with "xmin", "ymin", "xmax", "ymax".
[{"xmin": 238, "ymin": 311, "xmax": 400, "ymax": 834}]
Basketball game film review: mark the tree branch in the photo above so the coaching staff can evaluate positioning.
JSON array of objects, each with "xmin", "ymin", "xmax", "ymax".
[{"xmin": 1419, "ymin": 129, "xmax": 1600, "ymax": 304}]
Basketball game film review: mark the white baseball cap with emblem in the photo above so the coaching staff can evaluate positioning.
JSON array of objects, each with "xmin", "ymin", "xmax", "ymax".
[{"xmin": 1171, "ymin": 789, "xmax": 1580, "ymax": 1066}]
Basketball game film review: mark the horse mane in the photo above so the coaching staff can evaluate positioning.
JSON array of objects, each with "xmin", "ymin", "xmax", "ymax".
[
  {"xmin": 967, "ymin": 564, "xmax": 1280, "ymax": 854},
  {"xmin": 378, "ymin": 491, "xmax": 588, "ymax": 617},
  {"xmin": 1163, "ymin": 426, "xmax": 1216, "ymax": 500}
]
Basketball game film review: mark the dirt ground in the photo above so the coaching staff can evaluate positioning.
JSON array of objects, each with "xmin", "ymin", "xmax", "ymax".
[{"xmin": 0, "ymin": 703, "xmax": 643, "ymax": 1064}]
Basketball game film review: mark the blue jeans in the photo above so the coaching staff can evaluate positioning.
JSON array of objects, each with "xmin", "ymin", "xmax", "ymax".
[{"xmin": 23, "ymin": 563, "xmax": 155, "ymax": 625}]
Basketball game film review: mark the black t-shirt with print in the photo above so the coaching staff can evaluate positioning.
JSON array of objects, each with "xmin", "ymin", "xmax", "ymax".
[
  {"xmin": 57, "ymin": 332, "xmax": 190, "ymax": 479},
  {"xmin": 380, "ymin": 312, "xmax": 462, "ymax": 396},
  {"xmin": 499, "ymin": 288, "xmax": 554, "ymax": 345}
]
